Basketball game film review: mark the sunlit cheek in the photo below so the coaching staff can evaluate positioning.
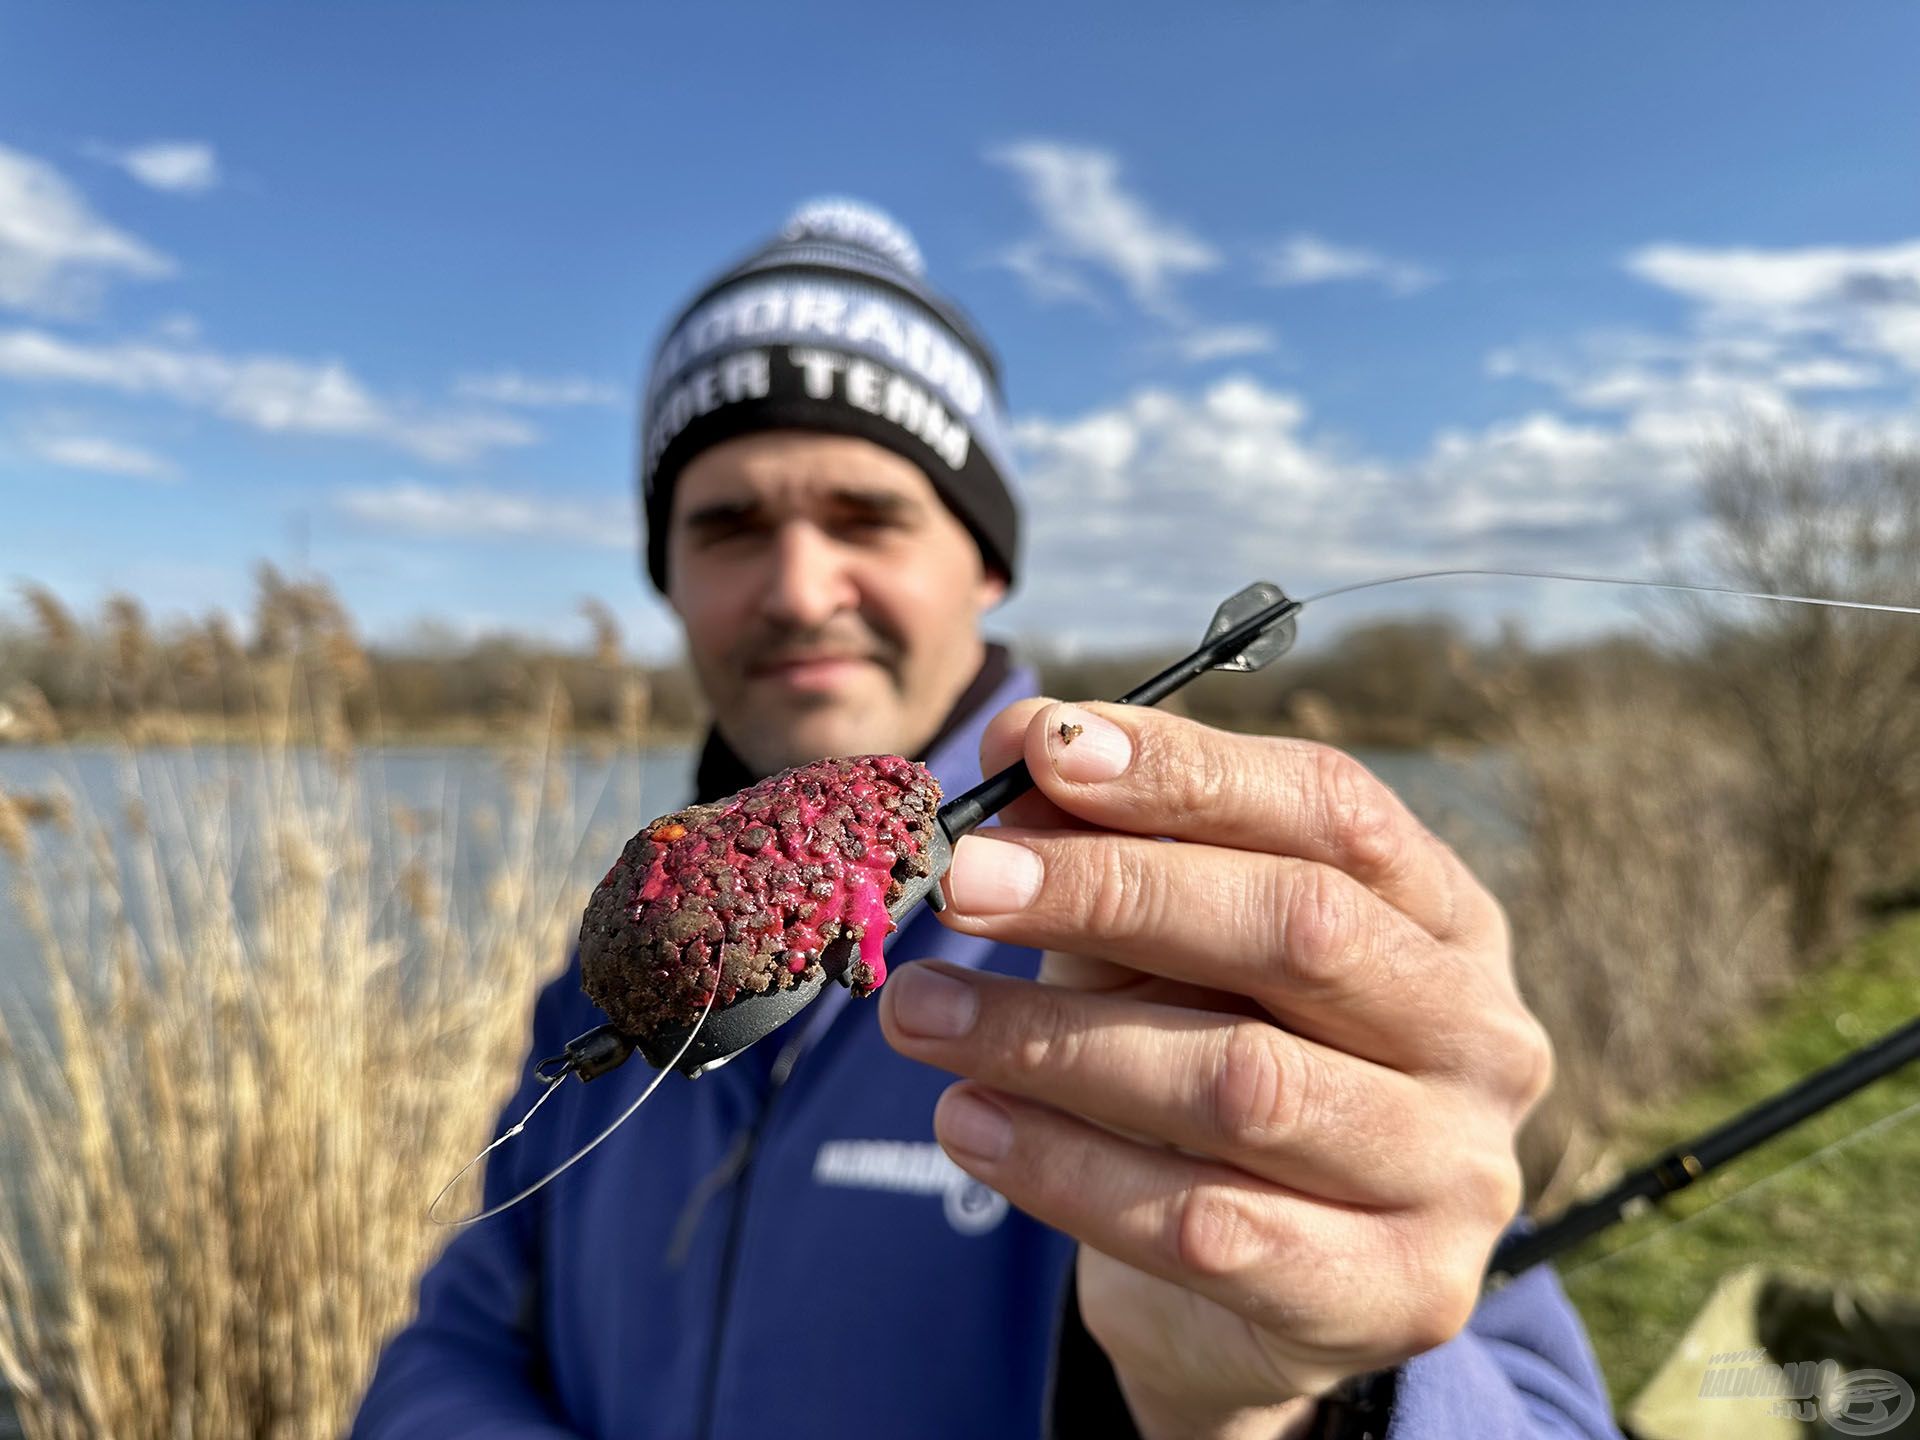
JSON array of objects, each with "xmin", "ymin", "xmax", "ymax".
[
  {"xmin": 674, "ymin": 554, "xmax": 757, "ymax": 657},
  {"xmin": 871, "ymin": 560, "xmax": 968, "ymax": 723}
]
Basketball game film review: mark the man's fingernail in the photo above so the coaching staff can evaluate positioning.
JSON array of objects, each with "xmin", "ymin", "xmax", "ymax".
[
  {"xmin": 945, "ymin": 834, "xmax": 1044, "ymax": 915},
  {"xmin": 888, "ymin": 963, "xmax": 978, "ymax": 1039},
  {"xmin": 937, "ymin": 1087, "xmax": 1013, "ymax": 1163},
  {"xmin": 1045, "ymin": 704, "xmax": 1131, "ymax": 782}
]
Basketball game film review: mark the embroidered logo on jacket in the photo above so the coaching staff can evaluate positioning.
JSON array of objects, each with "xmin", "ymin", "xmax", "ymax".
[{"xmin": 812, "ymin": 1140, "xmax": 1010, "ymax": 1235}]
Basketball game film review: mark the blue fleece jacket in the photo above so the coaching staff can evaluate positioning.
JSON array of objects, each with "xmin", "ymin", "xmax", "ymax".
[{"xmin": 352, "ymin": 664, "xmax": 1622, "ymax": 1440}]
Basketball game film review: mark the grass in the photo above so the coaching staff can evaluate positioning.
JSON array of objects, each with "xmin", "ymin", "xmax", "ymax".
[{"xmin": 1559, "ymin": 910, "xmax": 1920, "ymax": 1409}]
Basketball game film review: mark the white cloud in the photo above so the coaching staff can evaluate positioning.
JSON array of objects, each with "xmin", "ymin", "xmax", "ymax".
[
  {"xmin": 1627, "ymin": 241, "xmax": 1920, "ymax": 315},
  {"xmin": 333, "ymin": 482, "xmax": 634, "ymax": 548},
  {"xmin": 0, "ymin": 143, "xmax": 173, "ymax": 316},
  {"xmin": 989, "ymin": 238, "xmax": 1109, "ymax": 312},
  {"xmin": 988, "ymin": 140, "xmax": 1285, "ymax": 366},
  {"xmin": 1006, "ymin": 376, "xmax": 1379, "ymax": 638},
  {"xmin": 26, "ymin": 432, "xmax": 176, "ymax": 480},
  {"xmin": 1454, "ymin": 240, "xmax": 1920, "ymax": 607},
  {"xmin": 1772, "ymin": 358, "xmax": 1883, "ymax": 391},
  {"xmin": 1169, "ymin": 324, "xmax": 1276, "ymax": 363},
  {"xmin": 994, "ymin": 234, "xmax": 1920, "ymax": 647},
  {"xmin": 0, "ymin": 328, "xmax": 535, "ymax": 463},
  {"xmin": 89, "ymin": 140, "xmax": 221, "ymax": 195},
  {"xmin": 1260, "ymin": 234, "xmax": 1437, "ymax": 295},
  {"xmin": 1626, "ymin": 240, "xmax": 1920, "ymax": 374},
  {"xmin": 988, "ymin": 141, "xmax": 1218, "ymax": 320},
  {"xmin": 151, "ymin": 311, "xmax": 202, "ymax": 343},
  {"xmin": 1488, "ymin": 310, "xmax": 1892, "ymax": 430},
  {"xmin": 1001, "ymin": 373, "xmax": 1721, "ymax": 645},
  {"xmin": 1415, "ymin": 410, "xmax": 1693, "ymax": 549},
  {"xmin": 371, "ymin": 411, "xmax": 536, "ymax": 465},
  {"xmin": 453, "ymin": 370, "xmax": 625, "ymax": 408}
]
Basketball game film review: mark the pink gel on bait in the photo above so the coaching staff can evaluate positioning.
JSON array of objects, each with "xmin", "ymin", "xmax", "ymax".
[{"xmin": 577, "ymin": 755, "xmax": 941, "ymax": 1049}]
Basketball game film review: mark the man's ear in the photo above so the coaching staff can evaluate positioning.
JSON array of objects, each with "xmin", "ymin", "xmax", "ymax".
[{"xmin": 977, "ymin": 568, "xmax": 1009, "ymax": 612}]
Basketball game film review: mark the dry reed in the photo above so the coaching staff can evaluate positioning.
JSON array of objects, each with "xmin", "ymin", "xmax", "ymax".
[
  {"xmin": 1455, "ymin": 666, "xmax": 1794, "ymax": 1207},
  {"xmin": 0, "ymin": 682, "xmax": 600, "ymax": 1436}
]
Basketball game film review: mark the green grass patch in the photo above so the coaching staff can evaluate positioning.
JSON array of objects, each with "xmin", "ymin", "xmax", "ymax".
[{"xmin": 1556, "ymin": 912, "xmax": 1920, "ymax": 1408}]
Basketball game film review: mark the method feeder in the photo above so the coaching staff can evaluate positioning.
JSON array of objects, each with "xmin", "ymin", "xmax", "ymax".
[{"xmin": 541, "ymin": 580, "xmax": 1302, "ymax": 1085}]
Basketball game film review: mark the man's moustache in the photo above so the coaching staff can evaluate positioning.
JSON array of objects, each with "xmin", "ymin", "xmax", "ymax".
[{"xmin": 736, "ymin": 628, "xmax": 901, "ymax": 672}]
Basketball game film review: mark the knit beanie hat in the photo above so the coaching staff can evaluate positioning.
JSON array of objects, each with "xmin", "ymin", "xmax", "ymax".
[{"xmin": 638, "ymin": 199, "xmax": 1020, "ymax": 592}]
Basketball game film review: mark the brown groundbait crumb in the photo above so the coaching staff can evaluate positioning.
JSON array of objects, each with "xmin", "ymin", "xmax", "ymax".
[{"xmin": 577, "ymin": 755, "xmax": 941, "ymax": 1046}]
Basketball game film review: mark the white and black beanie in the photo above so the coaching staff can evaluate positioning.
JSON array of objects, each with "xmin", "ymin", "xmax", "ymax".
[{"xmin": 638, "ymin": 198, "xmax": 1020, "ymax": 592}]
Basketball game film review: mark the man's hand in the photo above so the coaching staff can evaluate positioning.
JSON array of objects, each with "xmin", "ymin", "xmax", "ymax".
[{"xmin": 878, "ymin": 700, "xmax": 1554, "ymax": 1440}]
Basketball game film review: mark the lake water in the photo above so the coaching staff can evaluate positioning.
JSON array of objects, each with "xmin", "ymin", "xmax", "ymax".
[
  {"xmin": 0, "ymin": 741, "xmax": 699, "ymax": 1020},
  {"xmin": 0, "ymin": 739, "xmax": 1509, "ymax": 1433}
]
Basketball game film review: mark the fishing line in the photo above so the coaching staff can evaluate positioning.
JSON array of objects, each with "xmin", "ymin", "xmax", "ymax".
[
  {"xmin": 1301, "ymin": 566, "xmax": 1920, "ymax": 618},
  {"xmin": 430, "ymin": 983, "xmax": 719, "ymax": 1226}
]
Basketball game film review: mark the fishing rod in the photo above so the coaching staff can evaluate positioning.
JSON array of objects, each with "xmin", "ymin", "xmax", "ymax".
[{"xmin": 1487, "ymin": 1010, "xmax": 1920, "ymax": 1283}]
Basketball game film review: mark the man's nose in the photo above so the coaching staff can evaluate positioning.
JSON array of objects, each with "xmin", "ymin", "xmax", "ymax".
[{"xmin": 756, "ymin": 522, "xmax": 858, "ymax": 629}]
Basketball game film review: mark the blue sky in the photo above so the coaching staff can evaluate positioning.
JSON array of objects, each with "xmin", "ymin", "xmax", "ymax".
[{"xmin": 3, "ymin": 2, "xmax": 1918, "ymax": 657}]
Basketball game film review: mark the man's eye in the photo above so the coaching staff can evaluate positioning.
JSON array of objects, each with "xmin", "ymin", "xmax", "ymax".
[
  {"xmin": 692, "ymin": 520, "xmax": 765, "ymax": 548},
  {"xmin": 836, "ymin": 513, "xmax": 905, "ymax": 537}
]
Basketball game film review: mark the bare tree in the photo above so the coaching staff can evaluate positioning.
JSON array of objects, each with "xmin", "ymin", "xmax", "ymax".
[{"xmin": 1690, "ymin": 418, "xmax": 1920, "ymax": 961}]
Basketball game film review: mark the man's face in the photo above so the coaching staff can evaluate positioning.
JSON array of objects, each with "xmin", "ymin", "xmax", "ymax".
[{"xmin": 664, "ymin": 430, "xmax": 1007, "ymax": 775}]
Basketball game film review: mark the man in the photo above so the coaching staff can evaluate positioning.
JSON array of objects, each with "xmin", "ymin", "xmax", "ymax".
[{"xmin": 353, "ymin": 200, "xmax": 1619, "ymax": 1438}]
